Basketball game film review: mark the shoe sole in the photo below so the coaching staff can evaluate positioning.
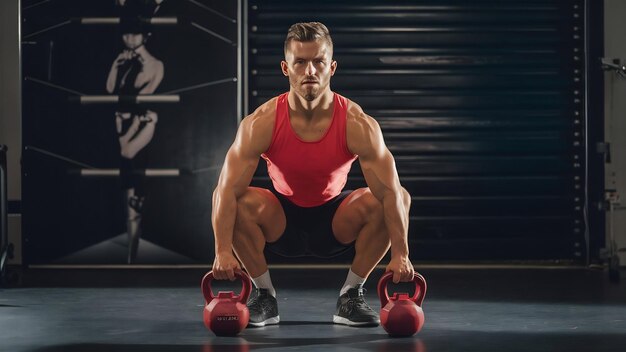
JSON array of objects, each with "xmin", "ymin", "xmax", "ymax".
[
  {"xmin": 248, "ymin": 315, "xmax": 280, "ymax": 327},
  {"xmin": 332, "ymin": 315, "xmax": 380, "ymax": 327}
]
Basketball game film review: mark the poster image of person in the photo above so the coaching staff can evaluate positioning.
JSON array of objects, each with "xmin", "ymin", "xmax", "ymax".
[
  {"xmin": 21, "ymin": 0, "xmax": 239, "ymax": 265},
  {"xmin": 106, "ymin": 20, "xmax": 164, "ymax": 95},
  {"xmin": 106, "ymin": 18, "xmax": 164, "ymax": 263}
]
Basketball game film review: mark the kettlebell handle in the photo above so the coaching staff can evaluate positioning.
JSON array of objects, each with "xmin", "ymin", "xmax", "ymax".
[
  {"xmin": 201, "ymin": 269, "xmax": 252, "ymax": 305},
  {"xmin": 377, "ymin": 271, "xmax": 427, "ymax": 308}
]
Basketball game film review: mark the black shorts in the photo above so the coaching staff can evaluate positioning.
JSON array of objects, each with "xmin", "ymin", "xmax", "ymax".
[{"xmin": 265, "ymin": 189, "xmax": 355, "ymax": 258}]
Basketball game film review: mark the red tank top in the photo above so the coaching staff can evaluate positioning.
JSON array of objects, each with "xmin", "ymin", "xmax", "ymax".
[{"xmin": 261, "ymin": 92, "xmax": 357, "ymax": 207}]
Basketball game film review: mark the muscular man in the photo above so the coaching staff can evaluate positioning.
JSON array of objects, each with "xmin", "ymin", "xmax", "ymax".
[{"xmin": 212, "ymin": 22, "xmax": 414, "ymax": 327}]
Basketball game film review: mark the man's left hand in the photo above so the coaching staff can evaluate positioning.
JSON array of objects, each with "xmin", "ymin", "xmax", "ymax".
[{"xmin": 385, "ymin": 255, "xmax": 415, "ymax": 283}]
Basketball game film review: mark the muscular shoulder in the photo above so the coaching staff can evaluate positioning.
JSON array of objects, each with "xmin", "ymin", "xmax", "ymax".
[
  {"xmin": 241, "ymin": 97, "xmax": 278, "ymax": 134},
  {"xmin": 237, "ymin": 97, "xmax": 278, "ymax": 154},
  {"xmin": 345, "ymin": 99, "xmax": 383, "ymax": 156}
]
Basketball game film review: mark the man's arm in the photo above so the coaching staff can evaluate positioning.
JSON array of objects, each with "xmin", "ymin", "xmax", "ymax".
[
  {"xmin": 347, "ymin": 106, "xmax": 414, "ymax": 283},
  {"xmin": 211, "ymin": 102, "xmax": 274, "ymax": 280}
]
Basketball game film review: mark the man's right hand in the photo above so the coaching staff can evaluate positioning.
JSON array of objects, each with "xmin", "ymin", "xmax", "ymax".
[{"xmin": 212, "ymin": 252, "xmax": 241, "ymax": 281}]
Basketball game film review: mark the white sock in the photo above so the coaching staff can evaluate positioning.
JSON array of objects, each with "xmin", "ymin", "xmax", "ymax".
[
  {"xmin": 251, "ymin": 270, "xmax": 276, "ymax": 298},
  {"xmin": 340, "ymin": 269, "xmax": 366, "ymax": 296}
]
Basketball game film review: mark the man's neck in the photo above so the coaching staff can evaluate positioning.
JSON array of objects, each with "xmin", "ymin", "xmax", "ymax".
[{"xmin": 288, "ymin": 89, "xmax": 334, "ymax": 120}]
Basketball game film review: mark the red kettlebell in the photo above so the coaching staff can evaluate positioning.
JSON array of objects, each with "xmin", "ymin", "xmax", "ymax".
[
  {"xmin": 201, "ymin": 269, "xmax": 252, "ymax": 336},
  {"xmin": 377, "ymin": 271, "xmax": 427, "ymax": 337}
]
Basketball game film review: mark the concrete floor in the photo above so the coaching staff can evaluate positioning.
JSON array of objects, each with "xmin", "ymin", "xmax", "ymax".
[{"xmin": 1, "ymin": 268, "xmax": 625, "ymax": 352}]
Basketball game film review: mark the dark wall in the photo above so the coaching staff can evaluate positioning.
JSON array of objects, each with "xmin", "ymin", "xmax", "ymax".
[{"xmin": 19, "ymin": 0, "xmax": 605, "ymax": 265}]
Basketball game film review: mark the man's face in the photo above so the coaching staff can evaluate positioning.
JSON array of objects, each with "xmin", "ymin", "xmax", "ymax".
[{"xmin": 281, "ymin": 40, "xmax": 337, "ymax": 101}]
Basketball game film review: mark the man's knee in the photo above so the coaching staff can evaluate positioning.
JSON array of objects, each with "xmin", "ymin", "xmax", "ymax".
[
  {"xmin": 358, "ymin": 187, "xmax": 410, "ymax": 222},
  {"xmin": 236, "ymin": 189, "xmax": 264, "ymax": 224},
  {"xmin": 231, "ymin": 191, "xmax": 264, "ymax": 247},
  {"xmin": 360, "ymin": 189, "xmax": 390, "ymax": 246},
  {"xmin": 360, "ymin": 188, "xmax": 384, "ymax": 222}
]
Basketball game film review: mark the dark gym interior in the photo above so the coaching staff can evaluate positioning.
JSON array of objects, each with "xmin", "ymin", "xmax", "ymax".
[{"xmin": 1, "ymin": 1, "xmax": 625, "ymax": 351}]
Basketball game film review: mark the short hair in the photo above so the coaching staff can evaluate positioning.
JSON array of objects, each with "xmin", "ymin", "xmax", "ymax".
[{"xmin": 284, "ymin": 22, "xmax": 333, "ymax": 54}]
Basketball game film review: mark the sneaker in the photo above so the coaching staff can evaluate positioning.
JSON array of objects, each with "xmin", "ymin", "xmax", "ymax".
[
  {"xmin": 333, "ymin": 284, "xmax": 380, "ymax": 327},
  {"xmin": 247, "ymin": 288, "xmax": 280, "ymax": 327}
]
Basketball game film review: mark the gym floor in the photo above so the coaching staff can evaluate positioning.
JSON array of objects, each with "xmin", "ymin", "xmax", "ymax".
[{"xmin": 1, "ymin": 267, "xmax": 625, "ymax": 352}]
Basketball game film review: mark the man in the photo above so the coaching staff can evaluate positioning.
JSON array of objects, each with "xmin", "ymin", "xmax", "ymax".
[{"xmin": 211, "ymin": 22, "xmax": 414, "ymax": 327}]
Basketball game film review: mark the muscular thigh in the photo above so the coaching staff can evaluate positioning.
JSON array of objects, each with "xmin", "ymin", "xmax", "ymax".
[
  {"xmin": 239, "ymin": 187, "xmax": 286, "ymax": 243},
  {"xmin": 331, "ymin": 187, "xmax": 380, "ymax": 244}
]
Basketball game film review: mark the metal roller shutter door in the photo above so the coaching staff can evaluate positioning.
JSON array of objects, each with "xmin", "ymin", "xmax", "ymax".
[{"xmin": 246, "ymin": 0, "xmax": 587, "ymax": 262}]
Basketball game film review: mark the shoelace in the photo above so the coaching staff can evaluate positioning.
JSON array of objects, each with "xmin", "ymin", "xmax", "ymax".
[
  {"xmin": 344, "ymin": 289, "xmax": 374, "ymax": 314},
  {"xmin": 347, "ymin": 296, "xmax": 372, "ymax": 311},
  {"xmin": 248, "ymin": 291, "xmax": 273, "ymax": 313}
]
